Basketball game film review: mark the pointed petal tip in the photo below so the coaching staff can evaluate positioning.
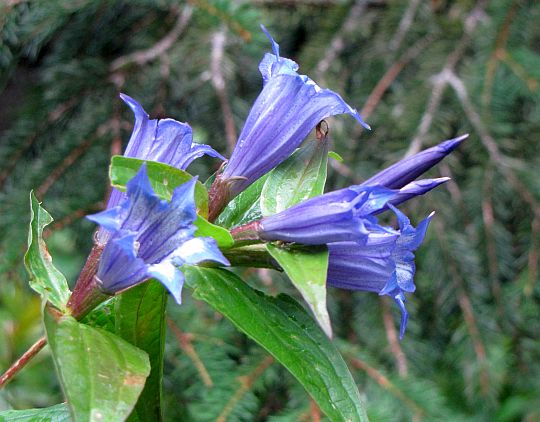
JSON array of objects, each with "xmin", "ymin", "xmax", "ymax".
[
  {"xmin": 440, "ymin": 133, "xmax": 469, "ymax": 151},
  {"xmin": 260, "ymin": 24, "xmax": 279, "ymax": 58},
  {"xmin": 395, "ymin": 295, "xmax": 409, "ymax": 340}
]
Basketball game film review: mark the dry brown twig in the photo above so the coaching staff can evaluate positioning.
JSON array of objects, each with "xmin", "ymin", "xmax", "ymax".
[
  {"xmin": 405, "ymin": 0, "xmax": 488, "ymax": 157},
  {"xmin": 381, "ymin": 297, "xmax": 408, "ymax": 377},
  {"xmin": 349, "ymin": 355, "xmax": 424, "ymax": 419},
  {"xmin": 211, "ymin": 29, "xmax": 238, "ymax": 154},
  {"xmin": 109, "ymin": 7, "xmax": 193, "ymax": 73},
  {"xmin": 167, "ymin": 318, "xmax": 213, "ymax": 387}
]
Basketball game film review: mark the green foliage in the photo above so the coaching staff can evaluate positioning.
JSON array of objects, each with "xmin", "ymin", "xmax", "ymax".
[
  {"xmin": 215, "ymin": 175, "xmax": 268, "ymax": 229},
  {"xmin": 0, "ymin": 403, "xmax": 70, "ymax": 421},
  {"xmin": 110, "ymin": 156, "xmax": 209, "ymax": 216},
  {"xmin": 260, "ymin": 138, "xmax": 329, "ymax": 216},
  {"xmin": 115, "ymin": 280, "xmax": 168, "ymax": 422},
  {"xmin": 261, "ymin": 137, "xmax": 332, "ymax": 336},
  {"xmin": 1, "ymin": 0, "xmax": 539, "ymax": 420},
  {"xmin": 44, "ymin": 311, "xmax": 150, "ymax": 422},
  {"xmin": 184, "ymin": 266, "xmax": 368, "ymax": 422},
  {"xmin": 24, "ymin": 193, "xmax": 71, "ymax": 312}
]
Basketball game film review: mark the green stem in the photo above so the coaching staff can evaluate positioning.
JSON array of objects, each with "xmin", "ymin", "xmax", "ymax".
[{"xmin": 224, "ymin": 244, "xmax": 282, "ymax": 270}]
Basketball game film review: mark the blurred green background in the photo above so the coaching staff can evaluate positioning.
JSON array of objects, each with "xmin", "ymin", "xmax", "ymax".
[{"xmin": 1, "ymin": 0, "xmax": 539, "ymax": 420}]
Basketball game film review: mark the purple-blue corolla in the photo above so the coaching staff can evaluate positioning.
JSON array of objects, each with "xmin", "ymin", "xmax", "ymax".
[
  {"xmin": 257, "ymin": 185, "xmax": 395, "ymax": 245},
  {"xmin": 99, "ymin": 94, "xmax": 224, "ymax": 242},
  {"xmin": 327, "ymin": 206, "xmax": 433, "ymax": 338},
  {"xmin": 361, "ymin": 134, "xmax": 468, "ymax": 189},
  {"xmin": 88, "ymin": 164, "xmax": 229, "ymax": 303},
  {"xmin": 209, "ymin": 26, "xmax": 369, "ymax": 220}
]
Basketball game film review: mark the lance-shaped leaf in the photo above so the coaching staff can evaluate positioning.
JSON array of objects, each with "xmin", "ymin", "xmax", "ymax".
[
  {"xmin": 115, "ymin": 280, "xmax": 168, "ymax": 422},
  {"xmin": 266, "ymin": 244, "xmax": 331, "ymax": 337},
  {"xmin": 260, "ymin": 139, "xmax": 332, "ymax": 336},
  {"xmin": 184, "ymin": 267, "xmax": 367, "ymax": 422},
  {"xmin": 44, "ymin": 310, "xmax": 150, "ymax": 422},
  {"xmin": 261, "ymin": 139, "xmax": 328, "ymax": 216},
  {"xmin": 110, "ymin": 156, "xmax": 209, "ymax": 217},
  {"xmin": 0, "ymin": 403, "xmax": 71, "ymax": 421},
  {"xmin": 24, "ymin": 192, "xmax": 71, "ymax": 312},
  {"xmin": 194, "ymin": 217, "xmax": 234, "ymax": 249}
]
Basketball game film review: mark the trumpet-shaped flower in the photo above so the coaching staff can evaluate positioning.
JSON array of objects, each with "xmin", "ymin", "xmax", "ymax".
[
  {"xmin": 327, "ymin": 206, "xmax": 433, "ymax": 338},
  {"xmin": 99, "ymin": 94, "xmax": 224, "ymax": 242},
  {"xmin": 361, "ymin": 135, "xmax": 468, "ymax": 189},
  {"xmin": 257, "ymin": 186, "xmax": 396, "ymax": 245},
  {"xmin": 88, "ymin": 164, "xmax": 229, "ymax": 303},
  {"xmin": 211, "ymin": 26, "xmax": 369, "ymax": 214}
]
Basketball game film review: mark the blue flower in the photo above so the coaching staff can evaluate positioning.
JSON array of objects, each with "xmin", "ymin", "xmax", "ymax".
[
  {"xmin": 257, "ymin": 185, "xmax": 396, "ymax": 245},
  {"xmin": 360, "ymin": 134, "xmax": 468, "ymax": 189},
  {"xmin": 209, "ymin": 26, "xmax": 369, "ymax": 219},
  {"xmin": 88, "ymin": 164, "xmax": 229, "ymax": 303},
  {"xmin": 327, "ymin": 206, "xmax": 433, "ymax": 338},
  {"xmin": 99, "ymin": 94, "xmax": 224, "ymax": 242},
  {"xmin": 119, "ymin": 94, "xmax": 224, "ymax": 170},
  {"xmin": 358, "ymin": 177, "xmax": 450, "ymax": 214}
]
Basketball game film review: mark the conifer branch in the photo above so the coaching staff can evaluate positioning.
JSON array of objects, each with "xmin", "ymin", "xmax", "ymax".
[
  {"xmin": 525, "ymin": 217, "xmax": 539, "ymax": 297},
  {"xmin": 0, "ymin": 98, "xmax": 78, "ymax": 190},
  {"xmin": 446, "ymin": 71, "xmax": 540, "ymax": 219},
  {"xmin": 406, "ymin": 0, "xmax": 488, "ymax": 156},
  {"xmin": 167, "ymin": 319, "xmax": 214, "ymax": 387},
  {"xmin": 433, "ymin": 219, "xmax": 490, "ymax": 397},
  {"xmin": 381, "ymin": 297, "xmax": 408, "ymax": 377},
  {"xmin": 482, "ymin": 0, "xmax": 519, "ymax": 106},
  {"xmin": 388, "ymin": 0, "xmax": 422, "ymax": 54},
  {"xmin": 349, "ymin": 355, "xmax": 424, "ymax": 418},
  {"xmin": 35, "ymin": 130, "xmax": 103, "ymax": 199},
  {"xmin": 109, "ymin": 7, "xmax": 193, "ymax": 72},
  {"xmin": 481, "ymin": 170, "xmax": 504, "ymax": 315},
  {"xmin": 216, "ymin": 355, "xmax": 274, "ymax": 422},
  {"xmin": 315, "ymin": 0, "xmax": 368, "ymax": 79}
]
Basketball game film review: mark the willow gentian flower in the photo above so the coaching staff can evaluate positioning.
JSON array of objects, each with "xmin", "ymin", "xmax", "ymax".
[
  {"xmin": 255, "ymin": 186, "xmax": 395, "ymax": 245},
  {"xmin": 99, "ymin": 94, "xmax": 224, "ymax": 242},
  {"xmin": 361, "ymin": 134, "xmax": 468, "ymax": 189},
  {"xmin": 327, "ymin": 206, "xmax": 433, "ymax": 338},
  {"xmin": 88, "ymin": 164, "xmax": 229, "ymax": 303},
  {"xmin": 209, "ymin": 26, "xmax": 369, "ymax": 220}
]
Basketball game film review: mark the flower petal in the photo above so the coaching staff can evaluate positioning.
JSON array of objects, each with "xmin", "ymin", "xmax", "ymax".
[{"xmin": 362, "ymin": 134, "xmax": 468, "ymax": 189}]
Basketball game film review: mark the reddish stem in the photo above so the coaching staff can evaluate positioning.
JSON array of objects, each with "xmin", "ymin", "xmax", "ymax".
[{"xmin": 0, "ymin": 337, "xmax": 47, "ymax": 389}]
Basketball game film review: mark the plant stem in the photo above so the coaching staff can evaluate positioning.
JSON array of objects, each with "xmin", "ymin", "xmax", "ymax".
[{"xmin": 0, "ymin": 336, "xmax": 47, "ymax": 389}]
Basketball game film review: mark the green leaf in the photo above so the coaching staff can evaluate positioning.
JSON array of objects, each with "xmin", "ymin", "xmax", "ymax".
[
  {"xmin": 328, "ymin": 150, "xmax": 344, "ymax": 162},
  {"xmin": 115, "ymin": 280, "xmax": 168, "ymax": 422},
  {"xmin": 44, "ymin": 310, "xmax": 150, "ymax": 422},
  {"xmin": 109, "ymin": 156, "xmax": 209, "ymax": 217},
  {"xmin": 260, "ymin": 139, "xmax": 328, "ymax": 216},
  {"xmin": 184, "ymin": 267, "xmax": 367, "ymax": 422},
  {"xmin": 266, "ymin": 244, "xmax": 331, "ymax": 337},
  {"xmin": 0, "ymin": 403, "xmax": 70, "ymax": 422},
  {"xmin": 24, "ymin": 192, "xmax": 71, "ymax": 312},
  {"xmin": 260, "ymin": 139, "xmax": 332, "ymax": 337},
  {"xmin": 82, "ymin": 298, "xmax": 116, "ymax": 332},
  {"xmin": 194, "ymin": 217, "xmax": 234, "ymax": 249},
  {"xmin": 214, "ymin": 174, "xmax": 268, "ymax": 229}
]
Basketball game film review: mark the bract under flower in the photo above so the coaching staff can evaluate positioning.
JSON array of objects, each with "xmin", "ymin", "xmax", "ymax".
[{"xmin": 88, "ymin": 164, "xmax": 229, "ymax": 303}]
